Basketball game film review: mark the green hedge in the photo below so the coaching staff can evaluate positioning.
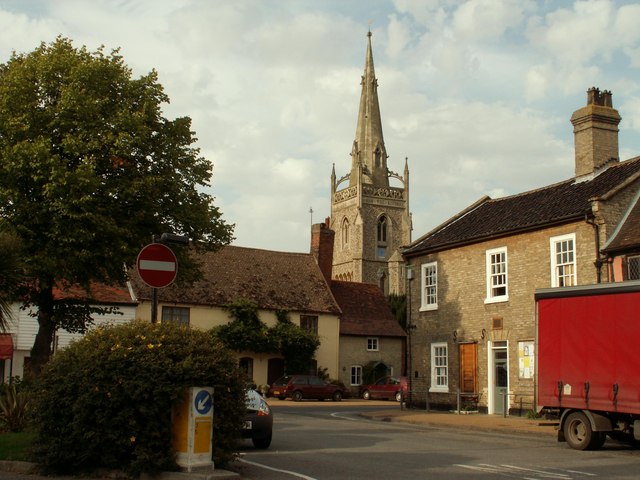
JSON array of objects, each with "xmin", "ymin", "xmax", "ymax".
[{"xmin": 31, "ymin": 321, "xmax": 246, "ymax": 475}]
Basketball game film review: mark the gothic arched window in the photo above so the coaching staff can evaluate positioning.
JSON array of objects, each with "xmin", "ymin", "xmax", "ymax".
[
  {"xmin": 377, "ymin": 216, "xmax": 387, "ymax": 243},
  {"xmin": 342, "ymin": 218, "xmax": 350, "ymax": 249},
  {"xmin": 374, "ymin": 147, "xmax": 382, "ymax": 168},
  {"xmin": 377, "ymin": 216, "xmax": 388, "ymax": 259}
]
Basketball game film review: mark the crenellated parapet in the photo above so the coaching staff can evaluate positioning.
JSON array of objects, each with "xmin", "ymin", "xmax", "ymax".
[
  {"xmin": 362, "ymin": 185, "xmax": 404, "ymax": 200},
  {"xmin": 333, "ymin": 184, "xmax": 407, "ymax": 204}
]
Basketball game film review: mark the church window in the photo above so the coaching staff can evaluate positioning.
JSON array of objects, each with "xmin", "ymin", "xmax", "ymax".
[
  {"xmin": 342, "ymin": 218, "xmax": 350, "ymax": 249},
  {"xmin": 377, "ymin": 216, "xmax": 388, "ymax": 259},
  {"xmin": 377, "ymin": 216, "xmax": 387, "ymax": 242},
  {"xmin": 374, "ymin": 147, "xmax": 381, "ymax": 168}
]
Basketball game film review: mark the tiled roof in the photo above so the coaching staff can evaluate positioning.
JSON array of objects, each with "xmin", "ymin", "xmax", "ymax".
[
  {"xmin": 330, "ymin": 280, "xmax": 406, "ymax": 337},
  {"xmin": 404, "ymin": 157, "xmax": 640, "ymax": 256},
  {"xmin": 603, "ymin": 191, "xmax": 640, "ymax": 253},
  {"xmin": 54, "ymin": 282, "xmax": 136, "ymax": 305},
  {"xmin": 129, "ymin": 246, "xmax": 341, "ymax": 315}
]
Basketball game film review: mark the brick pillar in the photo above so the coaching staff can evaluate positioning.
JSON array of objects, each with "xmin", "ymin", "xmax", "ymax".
[{"xmin": 311, "ymin": 218, "xmax": 335, "ymax": 283}]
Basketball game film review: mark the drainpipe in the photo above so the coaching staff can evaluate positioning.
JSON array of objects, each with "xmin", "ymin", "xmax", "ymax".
[{"xmin": 585, "ymin": 211, "xmax": 603, "ymax": 283}]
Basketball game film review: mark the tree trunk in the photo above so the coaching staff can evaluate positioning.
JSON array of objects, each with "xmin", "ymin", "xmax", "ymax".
[{"xmin": 29, "ymin": 280, "xmax": 56, "ymax": 378}]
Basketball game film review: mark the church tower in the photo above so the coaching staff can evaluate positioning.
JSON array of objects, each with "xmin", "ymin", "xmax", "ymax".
[{"xmin": 330, "ymin": 31, "xmax": 411, "ymax": 295}]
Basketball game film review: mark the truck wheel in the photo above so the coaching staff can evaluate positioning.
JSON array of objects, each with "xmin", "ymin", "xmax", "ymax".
[
  {"xmin": 362, "ymin": 390, "xmax": 371, "ymax": 400},
  {"xmin": 564, "ymin": 412, "xmax": 595, "ymax": 450},
  {"xmin": 292, "ymin": 390, "xmax": 303, "ymax": 402}
]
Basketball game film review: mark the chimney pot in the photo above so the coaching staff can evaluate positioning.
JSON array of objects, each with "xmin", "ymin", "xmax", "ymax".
[{"xmin": 571, "ymin": 86, "xmax": 620, "ymax": 178}]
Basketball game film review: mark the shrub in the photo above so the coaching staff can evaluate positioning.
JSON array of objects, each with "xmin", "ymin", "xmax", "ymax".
[
  {"xmin": 214, "ymin": 302, "xmax": 320, "ymax": 375},
  {"xmin": 30, "ymin": 321, "xmax": 246, "ymax": 476},
  {"xmin": 0, "ymin": 383, "xmax": 30, "ymax": 432},
  {"xmin": 215, "ymin": 300, "xmax": 274, "ymax": 352}
]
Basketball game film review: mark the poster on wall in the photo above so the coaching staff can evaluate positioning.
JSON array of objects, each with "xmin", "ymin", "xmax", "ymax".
[{"xmin": 518, "ymin": 340, "xmax": 534, "ymax": 379}]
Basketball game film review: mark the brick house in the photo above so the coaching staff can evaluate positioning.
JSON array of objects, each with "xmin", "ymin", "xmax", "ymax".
[
  {"xmin": 602, "ymin": 189, "xmax": 640, "ymax": 281},
  {"xmin": 331, "ymin": 280, "xmax": 407, "ymax": 397},
  {"xmin": 402, "ymin": 88, "xmax": 640, "ymax": 414},
  {"xmin": 130, "ymin": 245, "xmax": 342, "ymax": 388},
  {"xmin": 311, "ymin": 220, "xmax": 406, "ymax": 396}
]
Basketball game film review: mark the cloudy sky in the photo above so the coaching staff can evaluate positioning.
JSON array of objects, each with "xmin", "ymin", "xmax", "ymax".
[{"xmin": 2, "ymin": 0, "xmax": 640, "ymax": 252}]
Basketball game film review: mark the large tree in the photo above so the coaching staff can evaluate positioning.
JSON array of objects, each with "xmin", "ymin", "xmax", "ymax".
[
  {"xmin": 0, "ymin": 222, "xmax": 24, "ymax": 332},
  {"xmin": 0, "ymin": 38, "xmax": 234, "ymax": 376}
]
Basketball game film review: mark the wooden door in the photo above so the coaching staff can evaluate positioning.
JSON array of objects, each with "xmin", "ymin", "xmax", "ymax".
[{"xmin": 459, "ymin": 342, "xmax": 478, "ymax": 393}]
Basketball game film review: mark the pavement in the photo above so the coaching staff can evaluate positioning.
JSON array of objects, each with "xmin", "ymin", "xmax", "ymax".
[
  {"xmin": 0, "ymin": 399, "xmax": 558, "ymax": 479},
  {"xmin": 268, "ymin": 398, "xmax": 559, "ymax": 439}
]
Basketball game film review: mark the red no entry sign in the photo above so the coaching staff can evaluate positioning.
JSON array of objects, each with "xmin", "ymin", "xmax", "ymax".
[{"xmin": 136, "ymin": 243, "xmax": 178, "ymax": 288}]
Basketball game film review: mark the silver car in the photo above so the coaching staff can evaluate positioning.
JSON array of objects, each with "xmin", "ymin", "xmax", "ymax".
[{"xmin": 242, "ymin": 389, "xmax": 273, "ymax": 448}]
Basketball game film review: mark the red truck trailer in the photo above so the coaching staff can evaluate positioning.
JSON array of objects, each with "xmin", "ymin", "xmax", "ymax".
[{"xmin": 536, "ymin": 280, "xmax": 640, "ymax": 450}]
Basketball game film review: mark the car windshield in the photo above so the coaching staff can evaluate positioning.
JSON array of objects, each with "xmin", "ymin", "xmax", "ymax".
[
  {"xmin": 245, "ymin": 390, "xmax": 263, "ymax": 410},
  {"xmin": 272, "ymin": 376, "xmax": 291, "ymax": 386}
]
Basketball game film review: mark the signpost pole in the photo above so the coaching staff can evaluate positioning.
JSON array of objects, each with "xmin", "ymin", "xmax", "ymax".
[{"xmin": 151, "ymin": 287, "xmax": 158, "ymax": 324}]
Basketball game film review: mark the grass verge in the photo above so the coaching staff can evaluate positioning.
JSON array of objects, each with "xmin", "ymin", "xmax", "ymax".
[{"xmin": 0, "ymin": 432, "xmax": 35, "ymax": 461}]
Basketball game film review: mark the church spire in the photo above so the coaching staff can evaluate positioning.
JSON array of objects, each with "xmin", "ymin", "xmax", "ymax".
[{"xmin": 350, "ymin": 31, "xmax": 388, "ymax": 187}]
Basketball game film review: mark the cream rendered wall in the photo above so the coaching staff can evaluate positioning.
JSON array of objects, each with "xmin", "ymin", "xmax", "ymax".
[{"xmin": 137, "ymin": 300, "xmax": 341, "ymax": 385}]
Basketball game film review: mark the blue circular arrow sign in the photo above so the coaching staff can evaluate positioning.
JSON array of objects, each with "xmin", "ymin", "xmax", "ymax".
[{"xmin": 194, "ymin": 390, "xmax": 212, "ymax": 415}]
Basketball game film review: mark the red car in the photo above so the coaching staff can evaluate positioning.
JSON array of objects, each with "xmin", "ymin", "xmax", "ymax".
[
  {"xmin": 361, "ymin": 376, "xmax": 408, "ymax": 402},
  {"xmin": 270, "ymin": 375, "xmax": 345, "ymax": 401}
]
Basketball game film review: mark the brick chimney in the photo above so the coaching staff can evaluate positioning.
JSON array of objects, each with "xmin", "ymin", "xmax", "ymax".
[
  {"xmin": 310, "ymin": 217, "xmax": 334, "ymax": 283},
  {"xmin": 570, "ymin": 87, "xmax": 621, "ymax": 179}
]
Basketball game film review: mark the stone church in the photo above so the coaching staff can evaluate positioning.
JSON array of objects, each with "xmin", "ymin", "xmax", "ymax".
[{"xmin": 330, "ymin": 32, "xmax": 412, "ymax": 295}]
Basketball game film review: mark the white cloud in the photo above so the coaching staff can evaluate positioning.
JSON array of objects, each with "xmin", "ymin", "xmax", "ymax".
[
  {"xmin": 2, "ymin": 0, "xmax": 640, "ymax": 253},
  {"xmin": 452, "ymin": 0, "xmax": 527, "ymax": 41}
]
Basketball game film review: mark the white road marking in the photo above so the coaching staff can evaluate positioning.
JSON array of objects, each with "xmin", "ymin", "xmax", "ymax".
[
  {"xmin": 455, "ymin": 463, "xmax": 593, "ymax": 479},
  {"xmin": 238, "ymin": 457, "xmax": 317, "ymax": 479},
  {"xmin": 499, "ymin": 464, "xmax": 570, "ymax": 478}
]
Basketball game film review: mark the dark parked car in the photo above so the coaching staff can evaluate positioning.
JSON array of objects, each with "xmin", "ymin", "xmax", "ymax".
[
  {"xmin": 361, "ymin": 376, "xmax": 408, "ymax": 402},
  {"xmin": 270, "ymin": 375, "xmax": 345, "ymax": 401},
  {"xmin": 242, "ymin": 389, "xmax": 273, "ymax": 448}
]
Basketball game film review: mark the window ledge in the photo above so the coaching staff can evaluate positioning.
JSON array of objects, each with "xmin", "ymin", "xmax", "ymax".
[
  {"xmin": 420, "ymin": 305, "xmax": 438, "ymax": 312},
  {"xmin": 429, "ymin": 387, "xmax": 449, "ymax": 393},
  {"xmin": 484, "ymin": 296, "xmax": 509, "ymax": 305}
]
